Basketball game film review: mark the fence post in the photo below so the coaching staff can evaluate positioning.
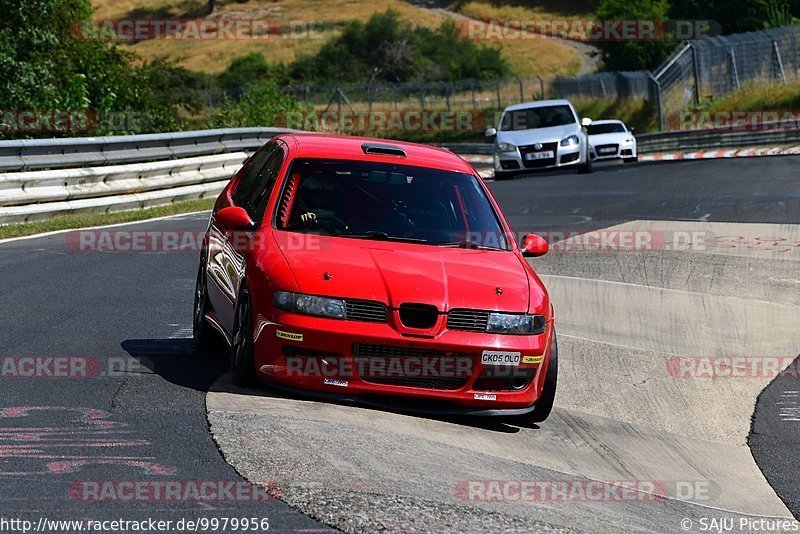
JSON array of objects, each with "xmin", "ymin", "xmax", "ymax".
[
  {"xmin": 690, "ymin": 43, "xmax": 701, "ymax": 104},
  {"xmin": 773, "ymin": 40, "xmax": 787, "ymax": 84},
  {"xmin": 728, "ymin": 48, "xmax": 741, "ymax": 91},
  {"xmin": 650, "ymin": 74, "xmax": 665, "ymax": 131},
  {"xmin": 537, "ymin": 76, "xmax": 544, "ymax": 99},
  {"xmin": 518, "ymin": 78, "xmax": 524, "ymax": 102},
  {"xmin": 495, "ymin": 80, "xmax": 501, "ymax": 108},
  {"xmin": 471, "ymin": 83, "xmax": 477, "ymax": 109}
]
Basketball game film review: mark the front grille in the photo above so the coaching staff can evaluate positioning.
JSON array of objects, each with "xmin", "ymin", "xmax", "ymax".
[
  {"xmin": 345, "ymin": 299, "xmax": 388, "ymax": 323},
  {"xmin": 352, "ymin": 343, "xmax": 473, "ymax": 390},
  {"xmin": 447, "ymin": 309, "xmax": 490, "ymax": 332},
  {"xmin": 398, "ymin": 303, "xmax": 439, "ymax": 329},
  {"xmin": 519, "ymin": 142, "xmax": 557, "ymax": 169},
  {"xmin": 595, "ymin": 143, "xmax": 619, "ymax": 155}
]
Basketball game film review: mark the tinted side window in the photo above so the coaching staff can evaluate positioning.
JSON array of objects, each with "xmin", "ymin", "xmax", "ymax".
[
  {"xmin": 231, "ymin": 145, "xmax": 277, "ymax": 207},
  {"xmin": 244, "ymin": 145, "xmax": 285, "ymax": 221}
]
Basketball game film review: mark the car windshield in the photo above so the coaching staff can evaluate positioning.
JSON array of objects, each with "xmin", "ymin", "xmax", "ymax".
[
  {"xmin": 500, "ymin": 105, "xmax": 576, "ymax": 131},
  {"xmin": 275, "ymin": 158, "xmax": 509, "ymax": 250},
  {"xmin": 587, "ymin": 123, "xmax": 627, "ymax": 135}
]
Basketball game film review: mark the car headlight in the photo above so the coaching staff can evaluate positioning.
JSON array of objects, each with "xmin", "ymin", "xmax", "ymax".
[
  {"xmin": 273, "ymin": 291, "xmax": 346, "ymax": 319},
  {"xmin": 622, "ymin": 138, "xmax": 634, "ymax": 144},
  {"xmin": 560, "ymin": 135, "xmax": 579, "ymax": 147},
  {"xmin": 496, "ymin": 142, "xmax": 516, "ymax": 152},
  {"xmin": 486, "ymin": 313, "xmax": 546, "ymax": 335}
]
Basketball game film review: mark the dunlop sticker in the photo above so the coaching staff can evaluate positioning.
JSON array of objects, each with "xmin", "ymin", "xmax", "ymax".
[
  {"xmin": 276, "ymin": 330, "xmax": 303, "ymax": 342},
  {"xmin": 522, "ymin": 355, "xmax": 544, "ymax": 364}
]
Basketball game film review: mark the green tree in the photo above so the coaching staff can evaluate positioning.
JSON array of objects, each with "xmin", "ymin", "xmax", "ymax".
[
  {"xmin": 0, "ymin": 0, "xmax": 186, "ymax": 136},
  {"xmin": 670, "ymin": 0, "xmax": 798, "ymax": 34},
  {"xmin": 206, "ymin": 83, "xmax": 300, "ymax": 129},
  {"xmin": 289, "ymin": 10, "xmax": 509, "ymax": 84},
  {"xmin": 595, "ymin": 0, "xmax": 675, "ymax": 70}
]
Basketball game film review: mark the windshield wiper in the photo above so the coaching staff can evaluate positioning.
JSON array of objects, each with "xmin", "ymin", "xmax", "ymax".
[
  {"xmin": 337, "ymin": 231, "xmax": 428, "ymax": 244},
  {"xmin": 437, "ymin": 239, "xmax": 505, "ymax": 251}
]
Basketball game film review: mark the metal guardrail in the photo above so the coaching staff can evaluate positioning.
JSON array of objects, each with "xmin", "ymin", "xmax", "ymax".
[
  {"xmin": 440, "ymin": 123, "xmax": 800, "ymax": 156},
  {"xmin": 0, "ymin": 128, "xmax": 292, "ymax": 172},
  {"xmin": 1, "ymin": 124, "xmax": 797, "ymax": 225}
]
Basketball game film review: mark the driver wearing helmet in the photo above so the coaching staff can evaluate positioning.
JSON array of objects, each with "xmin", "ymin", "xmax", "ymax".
[{"xmin": 293, "ymin": 175, "xmax": 348, "ymax": 231}]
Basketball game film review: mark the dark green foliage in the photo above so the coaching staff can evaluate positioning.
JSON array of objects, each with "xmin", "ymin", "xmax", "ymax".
[
  {"xmin": 594, "ymin": 0, "xmax": 676, "ymax": 70},
  {"xmin": 289, "ymin": 10, "xmax": 510, "ymax": 84}
]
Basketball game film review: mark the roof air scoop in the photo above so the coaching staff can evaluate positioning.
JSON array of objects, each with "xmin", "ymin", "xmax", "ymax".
[{"xmin": 361, "ymin": 142, "xmax": 407, "ymax": 158}]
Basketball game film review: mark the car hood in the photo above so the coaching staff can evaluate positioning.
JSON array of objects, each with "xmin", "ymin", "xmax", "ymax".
[
  {"xmin": 497, "ymin": 124, "xmax": 579, "ymax": 146},
  {"xmin": 275, "ymin": 236, "xmax": 534, "ymax": 312},
  {"xmin": 589, "ymin": 132, "xmax": 631, "ymax": 145}
]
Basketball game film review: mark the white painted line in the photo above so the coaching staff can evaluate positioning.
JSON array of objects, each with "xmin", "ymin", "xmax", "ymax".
[{"xmin": 0, "ymin": 210, "xmax": 211, "ymax": 246}]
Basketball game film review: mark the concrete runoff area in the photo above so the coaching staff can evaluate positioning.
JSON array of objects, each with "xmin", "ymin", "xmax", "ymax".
[{"xmin": 207, "ymin": 219, "xmax": 800, "ymax": 532}]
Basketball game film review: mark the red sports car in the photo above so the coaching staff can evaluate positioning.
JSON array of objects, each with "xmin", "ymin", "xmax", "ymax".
[{"xmin": 194, "ymin": 134, "xmax": 557, "ymax": 423}]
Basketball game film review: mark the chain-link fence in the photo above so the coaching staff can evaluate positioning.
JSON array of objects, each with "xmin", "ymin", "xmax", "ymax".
[
  {"xmin": 279, "ymin": 24, "xmax": 800, "ymax": 132},
  {"xmin": 279, "ymin": 77, "xmax": 551, "ymax": 113}
]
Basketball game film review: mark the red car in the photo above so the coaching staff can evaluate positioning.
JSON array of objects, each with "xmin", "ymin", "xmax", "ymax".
[{"xmin": 194, "ymin": 134, "xmax": 557, "ymax": 423}]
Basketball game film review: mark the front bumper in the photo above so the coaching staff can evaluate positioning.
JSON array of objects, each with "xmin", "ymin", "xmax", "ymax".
[
  {"xmin": 494, "ymin": 144, "xmax": 581, "ymax": 173},
  {"xmin": 253, "ymin": 310, "xmax": 554, "ymax": 412},
  {"xmin": 590, "ymin": 144, "xmax": 637, "ymax": 161}
]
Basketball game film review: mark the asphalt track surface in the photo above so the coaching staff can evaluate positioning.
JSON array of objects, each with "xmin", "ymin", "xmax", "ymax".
[{"xmin": 0, "ymin": 156, "xmax": 798, "ymax": 533}]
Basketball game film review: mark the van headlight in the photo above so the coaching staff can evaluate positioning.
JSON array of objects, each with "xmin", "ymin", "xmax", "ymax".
[
  {"xmin": 486, "ymin": 313, "xmax": 546, "ymax": 335},
  {"xmin": 560, "ymin": 135, "xmax": 579, "ymax": 147},
  {"xmin": 496, "ymin": 142, "xmax": 516, "ymax": 153},
  {"xmin": 273, "ymin": 291, "xmax": 346, "ymax": 319}
]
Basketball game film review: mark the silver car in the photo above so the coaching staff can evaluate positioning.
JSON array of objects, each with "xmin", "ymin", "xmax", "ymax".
[
  {"xmin": 587, "ymin": 119, "xmax": 638, "ymax": 163},
  {"xmin": 486, "ymin": 99, "xmax": 593, "ymax": 180}
]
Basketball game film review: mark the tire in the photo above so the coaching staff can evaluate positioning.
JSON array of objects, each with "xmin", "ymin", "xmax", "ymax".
[
  {"xmin": 516, "ymin": 333, "xmax": 558, "ymax": 425},
  {"xmin": 493, "ymin": 170, "xmax": 515, "ymax": 181},
  {"xmin": 577, "ymin": 149, "xmax": 593, "ymax": 174},
  {"xmin": 623, "ymin": 156, "xmax": 638, "ymax": 163},
  {"xmin": 230, "ymin": 287, "xmax": 257, "ymax": 386},
  {"xmin": 193, "ymin": 262, "xmax": 223, "ymax": 352}
]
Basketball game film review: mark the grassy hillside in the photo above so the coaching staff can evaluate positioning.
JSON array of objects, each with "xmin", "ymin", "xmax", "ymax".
[{"xmin": 90, "ymin": 0, "xmax": 581, "ymax": 77}]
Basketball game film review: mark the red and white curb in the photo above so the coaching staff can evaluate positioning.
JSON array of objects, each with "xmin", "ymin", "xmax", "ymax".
[
  {"xmin": 463, "ymin": 144, "xmax": 800, "ymax": 178},
  {"xmin": 637, "ymin": 145, "xmax": 800, "ymax": 162}
]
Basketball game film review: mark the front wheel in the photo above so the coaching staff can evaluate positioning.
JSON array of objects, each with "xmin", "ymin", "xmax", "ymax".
[
  {"xmin": 493, "ymin": 170, "xmax": 516, "ymax": 181},
  {"xmin": 515, "ymin": 333, "xmax": 558, "ymax": 425},
  {"xmin": 623, "ymin": 156, "xmax": 639, "ymax": 163},
  {"xmin": 577, "ymin": 150, "xmax": 593, "ymax": 174},
  {"xmin": 193, "ymin": 262, "xmax": 223, "ymax": 351},
  {"xmin": 230, "ymin": 287, "xmax": 257, "ymax": 386}
]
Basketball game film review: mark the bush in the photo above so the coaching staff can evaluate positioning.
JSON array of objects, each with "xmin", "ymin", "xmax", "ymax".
[
  {"xmin": 594, "ymin": 0, "xmax": 675, "ymax": 70},
  {"xmin": 206, "ymin": 83, "xmax": 301, "ymax": 129},
  {"xmin": 670, "ymin": 0, "xmax": 798, "ymax": 34},
  {"xmin": 289, "ymin": 10, "xmax": 510, "ymax": 84}
]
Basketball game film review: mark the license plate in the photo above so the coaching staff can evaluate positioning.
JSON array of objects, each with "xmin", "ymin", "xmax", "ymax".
[
  {"xmin": 481, "ymin": 351, "xmax": 521, "ymax": 366},
  {"xmin": 599, "ymin": 148, "xmax": 616, "ymax": 154},
  {"xmin": 525, "ymin": 151, "xmax": 553, "ymax": 160}
]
